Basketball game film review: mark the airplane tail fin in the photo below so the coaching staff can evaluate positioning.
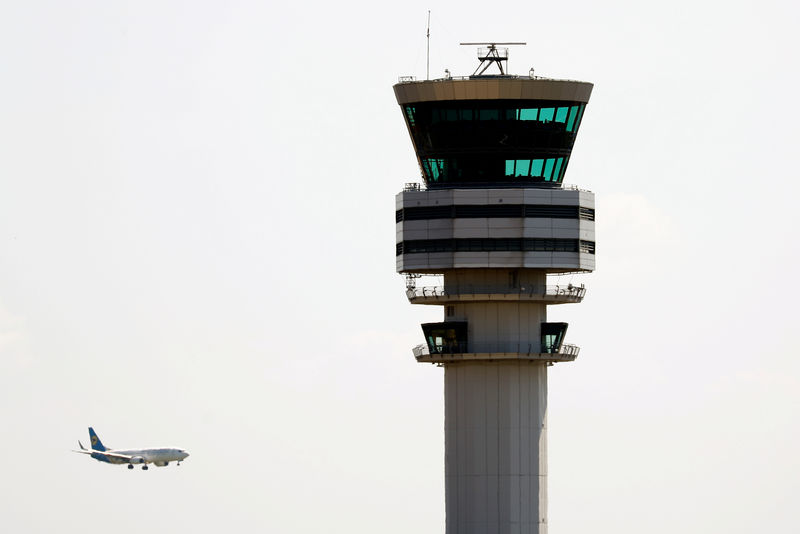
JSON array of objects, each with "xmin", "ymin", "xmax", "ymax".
[{"xmin": 88, "ymin": 427, "xmax": 107, "ymax": 451}]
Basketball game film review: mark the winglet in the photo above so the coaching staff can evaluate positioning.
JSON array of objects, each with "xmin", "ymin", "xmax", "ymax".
[{"xmin": 78, "ymin": 440, "xmax": 87, "ymax": 451}]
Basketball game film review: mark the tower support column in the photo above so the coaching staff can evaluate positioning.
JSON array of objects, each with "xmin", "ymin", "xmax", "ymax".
[{"xmin": 445, "ymin": 361, "xmax": 547, "ymax": 534}]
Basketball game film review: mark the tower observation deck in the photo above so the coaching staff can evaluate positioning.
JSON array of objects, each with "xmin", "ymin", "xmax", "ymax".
[{"xmin": 394, "ymin": 44, "xmax": 593, "ymax": 534}]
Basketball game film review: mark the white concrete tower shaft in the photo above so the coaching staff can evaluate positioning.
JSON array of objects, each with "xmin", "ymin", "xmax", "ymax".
[{"xmin": 394, "ymin": 75, "xmax": 594, "ymax": 534}]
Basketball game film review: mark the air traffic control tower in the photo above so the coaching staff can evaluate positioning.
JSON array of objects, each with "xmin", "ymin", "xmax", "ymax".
[{"xmin": 394, "ymin": 44, "xmax": 594, "ymax": 534}]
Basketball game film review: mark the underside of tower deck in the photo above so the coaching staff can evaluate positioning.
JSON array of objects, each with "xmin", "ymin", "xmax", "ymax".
[{"xmin": 394, "ymin": 55, "xmax": 594, "ymax": 534}]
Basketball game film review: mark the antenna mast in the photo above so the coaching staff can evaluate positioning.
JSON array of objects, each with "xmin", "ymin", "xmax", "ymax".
[
  {"xmin": 426, "ymin": 11, "xmax": 431, "ymax": 80},
  {"xmin": 460, "ymin": 42, "xmax": 526, "ymax": 75}
]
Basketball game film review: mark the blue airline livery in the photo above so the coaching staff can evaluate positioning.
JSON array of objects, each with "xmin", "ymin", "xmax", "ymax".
[{"xmin": 73, "ymin": 427, "xmax": 189, "ymax": 470}]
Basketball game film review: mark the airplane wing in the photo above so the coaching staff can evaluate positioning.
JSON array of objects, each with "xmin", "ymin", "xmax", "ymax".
[
  {"xmin": 96, "ymin": 451, "xmax": 139, "ymax": 462},
  {"xmin": 71, "ymin": 449, "xmax": 141, "ymax": 462}
]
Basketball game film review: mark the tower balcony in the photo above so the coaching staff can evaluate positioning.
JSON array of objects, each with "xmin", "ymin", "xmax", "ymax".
[
  {"xmin": 406, "ymin": 283, "xmax": 585, "ymax": 305},
  {"xmin": 412, "ymin": 342, "xmax": 580, "ymax": 364}
]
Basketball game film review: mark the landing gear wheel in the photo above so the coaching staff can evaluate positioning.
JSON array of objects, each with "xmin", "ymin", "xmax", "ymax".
[
  {"xmin": 142, "ymin": 465, "xmax": 148, "ymax": 471},
  {"xmin": 127, "ymin": 464, "xmax": 134, "ymax": 470}
]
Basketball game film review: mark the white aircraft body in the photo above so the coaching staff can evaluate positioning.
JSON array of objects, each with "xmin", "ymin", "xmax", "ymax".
[{"xmin": 73, "ymin": 427, "xmax": 189, "ymax": 470}]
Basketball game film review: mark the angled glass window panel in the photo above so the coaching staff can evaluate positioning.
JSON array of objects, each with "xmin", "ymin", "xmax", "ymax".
[
  {"xmin": 553, "ymin": 158, "xmax": 563, "ymax": 181},
  {"xmin": 555, "ymin": 107, "xmax": 569, "ymax": 123},
  {"xmin": 503, "ymin": 108, "xmax": 516, "ymax": 120},
  {"xmin": 428, "ymin": 160, "xmax": 437, "ymax": 181},
  {"xmin": 505, "ymin": 160, "xmax": 515, "ymax": 176},
  {"xmin": 574, "ymin": 104, "xmax": 585, "ymax": 131},
  {"xmin": 460, "ymin": 109, "xmax": 473, "ymax": 120},
  {"xmin": 544, "ymin": 158, "xmax": 555, "ymax": 179},
  {"xmin": 566, "ymin": 106, "xmax": 578, "ymax": 132},
  {"xmin": 515, "ymin": 159, "xmax": 530, "ymax": 177},
  {"xmin": 423, "ymin": 159, "xmax": 444, "ymax": 181},
  {"xmin": 446, "ymin": 109, "xmax": 458, "ymax": 121},
  {"xmin": 539, "ymin": 107, "xmax": 555, "ymax": 122},
  {"xmin": 518, "ymin": 108, "xmax": 538, "ymax": 120},
  {"xmin": 530, "ymin": 159, "xmax": 544, "ymax": 177},
  {"xmin": 435, "ymin": 159, "xmax": 445, "ymax": 180},
  {"xmin": 480, "ymin": 109, "xmax": 499, "ymax": 120},
  {"xmin": 558, "ymin": 155, "xmax": 569, "ymax": 181},
  {"xmin": 405, "ymin": 106, "xmax": 416, "ymax": 125}
]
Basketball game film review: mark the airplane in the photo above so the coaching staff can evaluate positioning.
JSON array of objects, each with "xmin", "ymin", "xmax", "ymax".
[{"xmin": 73, "ymin": 427, "xmax": 189, "ymax": 470}]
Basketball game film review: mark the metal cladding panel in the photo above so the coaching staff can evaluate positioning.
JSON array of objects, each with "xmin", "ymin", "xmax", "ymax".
[
  {"xmin": 524, "ymin": 218, "xmax": 554, "ymax": 231},
  {"xmin": 523, "ymin": 252, "xmax": 556, "ymax": 269},
  {"xmin": 399, "ymin": 190, "xmax": 443, "ymax": 208},
  {"xmin": 551, "ymin": 227, "xmax": 582, "ymax": 240},
  {"xmin": 453, "ymin": 219, "xmax": 491, "ymax": 238},
  {"xmin": 402, "ymin": 229, "xmax": 429, "ymax": 241},
  {"xmin": 489, "ymin": 190, "xmax": 525, "ymax": 204},
  {"xmin": 579, "ymin": 221, "xmax": 595, "ymax": 241},
  {"xmin": 506, "ymin": 79, "xmax": 523, "ymax": 99},
  {"xmin": 488, "ymin": 252, "xmax": 525, "ymax": 267},
  {"xmin": 523, "ymin": 189, "xmax": 554, "ymax": 204},
  {"xmin": 489, "ymin": 218, "xmax": 525, "ymax": 230},
  {"xmin": 397, "ymin": 254, "xmax": 436, "ymax": 271},
  {"xmin": 549, "ymin": 189, "xmax": 583, "ymax": 206},
  {"xmin": 428, "ymin": 219, "xmax": 455, "ymax": 233},
  {"xmin": 578, "ymin": 190, "xmax": 595, "ymax": 208},
  {"xmin": 453, "ymin": 252, "xmax": 491, "ymax": 268},
  {"xmin": 453, "ymin": 190, "xmax": 490, "ymax": 204},
  {"xmin": 552, "ymin": 219, "xmax": 580, "ymax": 230},
  {"xmin": 488, "ymin": 220, "xmax": 525, "ymax": 238},
  {"xmin": 435, "ymin": 81, "xmax": 456, "ymax": 101}
]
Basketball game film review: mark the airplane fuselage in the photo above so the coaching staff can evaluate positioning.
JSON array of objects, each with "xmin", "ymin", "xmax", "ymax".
[{"xmin": 91, "ymin": 447, "xmax": 189, "ymax": 466}]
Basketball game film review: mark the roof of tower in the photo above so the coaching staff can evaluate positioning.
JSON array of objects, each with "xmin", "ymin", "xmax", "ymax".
[{"xmin": 394, "ymin": 77, "xmax": 593, "ymax": 105}]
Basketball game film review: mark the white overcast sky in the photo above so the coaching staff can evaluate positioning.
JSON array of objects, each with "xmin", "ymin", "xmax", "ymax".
[{"xmin": 1, "ymin": 1, "xmax": 799, "ymax": 533}]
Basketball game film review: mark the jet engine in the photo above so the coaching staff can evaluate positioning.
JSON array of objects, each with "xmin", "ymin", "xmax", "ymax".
[{"xmin": 129, "ymin": 456, "xmax": 145, "ymax": 465}]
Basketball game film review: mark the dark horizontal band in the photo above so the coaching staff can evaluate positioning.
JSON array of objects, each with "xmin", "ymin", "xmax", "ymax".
[
  {"xmin": 397, "ymin": 238, "xmax": 595, "ymax": 256},
  {"xmin": 397, "ymin": 204, "xmax": 594, "ymax": 222}
]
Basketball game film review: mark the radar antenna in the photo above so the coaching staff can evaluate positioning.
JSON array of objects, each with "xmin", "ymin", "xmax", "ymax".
[{"xmin": 460, "ymin": 42, "xmax": 526, "ymax": 76}]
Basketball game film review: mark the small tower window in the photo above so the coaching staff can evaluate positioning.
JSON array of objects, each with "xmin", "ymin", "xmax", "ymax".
[
  {"xmin": 422, "ymin": 322, "xmax": 468, "ymax": 354},
  {"xmin": 541, "ymin": 322, "xmax": 569, "ymax": 353}
]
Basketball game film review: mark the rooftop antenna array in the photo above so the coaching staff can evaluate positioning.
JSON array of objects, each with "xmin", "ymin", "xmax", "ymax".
[{"xmin": 460, "ymin": 42, "xmax": 526, "ymax": 75}]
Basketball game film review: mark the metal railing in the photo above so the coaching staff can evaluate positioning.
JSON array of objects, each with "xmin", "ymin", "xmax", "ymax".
[
  {"xmin": 399, "ymin": 182, "xmax": 592, "ymax": 194},
  {"xmin": 413, "ymin": 342, "xmax": 580, "ymax": 357},
  {"xmin": 406, "ymin": 284, "xmax": 586, "ymax": 300},
  {"xmin": 396, "ymin": 75, "xmax": 587, "ymax": 84}
]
